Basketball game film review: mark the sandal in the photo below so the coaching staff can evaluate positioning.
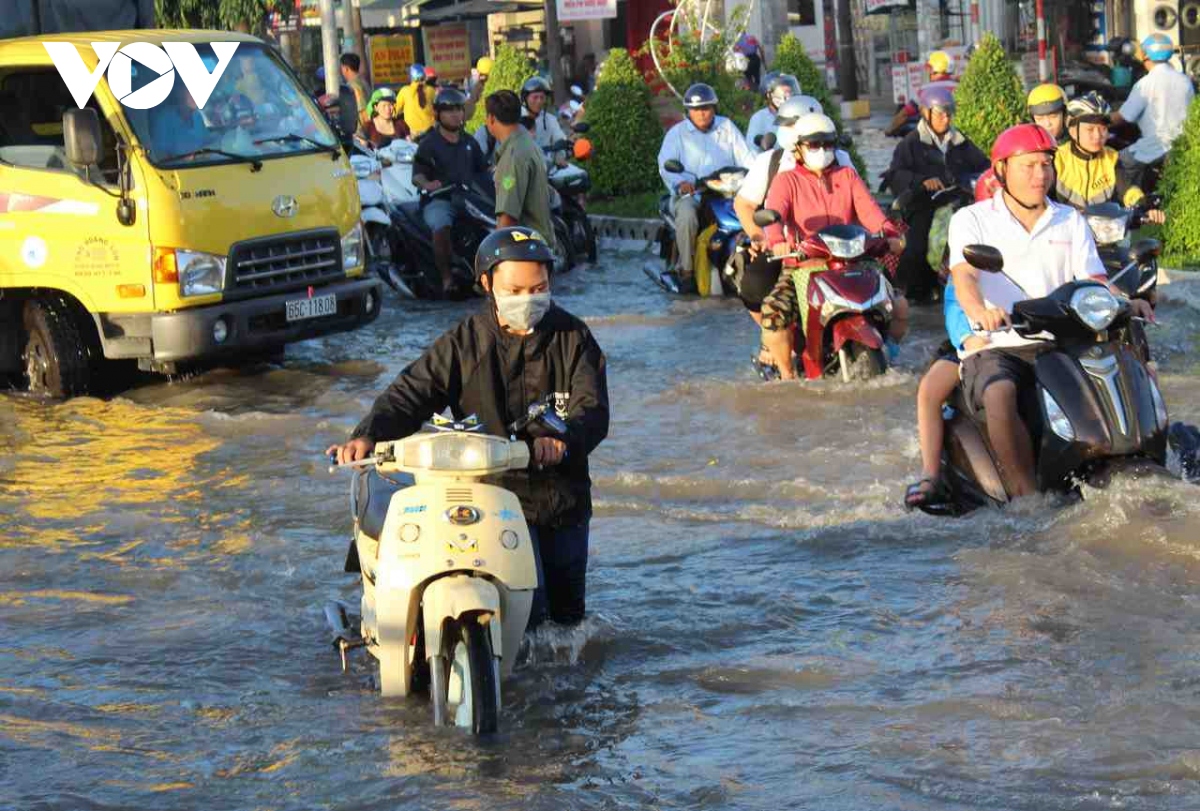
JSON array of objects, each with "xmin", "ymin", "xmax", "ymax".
[
  {"xmin": 751, "ymin": 355, "xmax": 780, "ymax": 382},
  {"xmin": 904, "ymin": 476, "xmax": 945, "ymax": 511}
]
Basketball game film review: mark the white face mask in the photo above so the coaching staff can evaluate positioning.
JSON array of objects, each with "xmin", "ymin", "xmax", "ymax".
[
  {"xmin": 801, "ymin": 146, "xmax": 835, "ymax": 171},
  {"xmin": 494, "ymin": 291, "xmax": 551, "ymax": 331}
]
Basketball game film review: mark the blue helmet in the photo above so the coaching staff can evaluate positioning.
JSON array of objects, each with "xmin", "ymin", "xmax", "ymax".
[
  {"xmin": 1142, "ymin": 33, "xmax": 1174, "ymax": 63},
  {"xmin": 409, "ymin": 63, "xmax": 426, "ymax": 83}
]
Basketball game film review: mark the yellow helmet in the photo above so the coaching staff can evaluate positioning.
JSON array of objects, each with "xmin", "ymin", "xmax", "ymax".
[
  {"xmin": 927, "ymin": 50, "xmax": 952, "ymax": 75},
  {"xmin": 1027, "ymin": 83, "xmax": 1066, "ymax": 116},
  {"xmin": 476, "ymin": 56, "xmax": 494, "ymax": 75}
]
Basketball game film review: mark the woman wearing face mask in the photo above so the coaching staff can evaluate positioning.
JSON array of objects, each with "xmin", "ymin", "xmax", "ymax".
[
  {"xmin": 328, "ymin": 227, "xmax": 609, "ymax": 628},
  {"xmin": 758, "ymin": 114, "xmax": 909, "ymax": 380}
]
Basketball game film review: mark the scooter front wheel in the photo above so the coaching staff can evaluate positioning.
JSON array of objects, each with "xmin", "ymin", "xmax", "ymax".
[{"xmin": 435, "ymin": 617, "xmax": 500, "ymax": 734}]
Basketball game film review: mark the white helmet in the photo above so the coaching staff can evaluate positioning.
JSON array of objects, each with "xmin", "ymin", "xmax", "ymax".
[
  {"xmin": 794, "ymin": 113, "xmax": 837, "ymax": 144},
  {"xmin": 774, "ymin": 94, "xmax": 823, "ymax": 126}
]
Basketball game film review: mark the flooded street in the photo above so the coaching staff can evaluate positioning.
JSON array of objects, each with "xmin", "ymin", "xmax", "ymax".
[{"xmin": 8, "ymin": 138, "xmax": 1200, "ymax": 806}]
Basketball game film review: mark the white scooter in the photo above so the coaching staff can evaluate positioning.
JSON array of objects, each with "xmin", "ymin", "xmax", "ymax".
[
  {"xmin": 326, "ymin": 400, "xmax": 567, "ymax": 734},
  {"xmin": 351, "ymin": 139, "xmax": 419, "ymax": 297}
]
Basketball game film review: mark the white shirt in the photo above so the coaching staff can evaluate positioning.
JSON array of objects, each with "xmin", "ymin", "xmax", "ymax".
[
  {"xmin": 737, "ymin": 147, "xmax": 855, "ymax": 206},
  {"xmin": 525, "ymin": 107, "xmax": 567, "ymax": 150},
  {"xmin": 658, "ymin": 116, "xmax": 754, "ymax": 193},
  {"xmin": 948, "ymin": 191, "xmax": 1105, "ymax": 356},
  {"xmin": 746, "ymin": 107, "xmax": 777, "ymax": 152},
  {"xmin": 1119, "ymin": 63, "xmax": 1195, "ymax": 164}
]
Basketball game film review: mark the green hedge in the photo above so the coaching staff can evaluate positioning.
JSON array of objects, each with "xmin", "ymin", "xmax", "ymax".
[
  {"xmin": 954, "ymin": 33, "xmax": 1025, "ymax": 155},
  {"xmin": 465, "ymin": 44, "xmax": 535, "ymax": 134},
  {"xmin": 584, "ymin": 48, "xmax": 663, "ymax": 197},
  {"xmin": 1159, "ymin": 97, "xmax": 1200, "ymax": 268},
  {"xmin": 772, "ymin": 33, "xmax": 866, "ymax": 177}
]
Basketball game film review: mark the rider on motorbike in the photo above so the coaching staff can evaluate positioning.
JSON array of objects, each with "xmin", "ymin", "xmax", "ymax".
[
  {"xmin": 975, "ymin": 84, "xmax": 1069, "ymax": 202},
  {"xmin": 1110, "ymin": 33, "xmax": 1196, "ymax": 193},
  {"xmin": 327, "ymin": 227, "xmax": 609, "ymax": 627},
  {"xmin": 946, "ymin": 124, "xmax": 1154, "ymax": 498},
  {"xmin": 887, "ymin": 84, "xmax": 990, "ymax": 302},
  {"xmin": 520, "ymin": 76, "xmax": 568, "ymax": 150},
  {"xmin": 413, "ymin": 86, "xmax": 490, "ymax": 298},
  {"xmin": 1054, "ymin": 91, "xmax": 1165, "ymax": 223},
  {"xmin": 886, "ymin": 51, "xmax": 957, "ymax": 137},
  {"xmin": 657, "ymin": 83, "xmax": 755, "ymax": 294},
  {"xmin": 746, "ymin": 72, "xmax": 801, "ymax": 150},
  {"xmin": 759, "ymin": 113, "xmax": 907, "ymax": 380}
]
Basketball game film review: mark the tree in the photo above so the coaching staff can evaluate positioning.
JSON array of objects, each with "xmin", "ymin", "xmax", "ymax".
[
  {"xmin": 772, "ymin": 33, "xmax": 865, "ymax": 177},
  {"xmin": 465, "ymin": 44, "xmax": 535, "ymax": 135},
  {"xmin": 953, "ymin": 32, "xmax": 1025, "ymax": 155},
  {"xmin": 1159, "ymin": 97, "xmax": 1200, "ymax": 268},
  {"xmin": 584, "ymin": 48, "xmax": 663, "ymax": 198},
  {"xmin": 154, "ymin": 0, "xmax": 285, "ymax": 31}
]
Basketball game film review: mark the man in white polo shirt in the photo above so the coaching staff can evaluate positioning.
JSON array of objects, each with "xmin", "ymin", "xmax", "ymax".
[{"xmin": 948, "ymin": 124, "xmax": 1153, "ymax": 498}]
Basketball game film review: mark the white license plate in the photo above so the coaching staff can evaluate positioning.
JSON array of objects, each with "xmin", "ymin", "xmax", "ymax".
[{"xmin": 285, "ymin": 293, "xmax": 336, "ymax": 322}]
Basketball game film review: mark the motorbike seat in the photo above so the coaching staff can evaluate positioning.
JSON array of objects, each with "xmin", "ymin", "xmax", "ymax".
[{"xmin": 354, "ymin": 469, "xmax": 415, "ymax": 542}]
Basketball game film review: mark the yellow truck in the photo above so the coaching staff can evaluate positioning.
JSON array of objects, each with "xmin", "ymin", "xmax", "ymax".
[{"xmin": 0, "ymin": 29, "xmax": 381, "ymax": 396}]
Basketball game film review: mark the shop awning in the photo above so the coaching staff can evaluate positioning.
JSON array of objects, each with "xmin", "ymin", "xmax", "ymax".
[{"xmin": 419, "ymin": 0, "xmax": 540, "ymax": 23}]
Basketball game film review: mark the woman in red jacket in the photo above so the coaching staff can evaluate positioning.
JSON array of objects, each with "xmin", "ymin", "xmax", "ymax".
[{"xmin": 759, "ymin": 113, "xmax": 908, "ymax": 380}]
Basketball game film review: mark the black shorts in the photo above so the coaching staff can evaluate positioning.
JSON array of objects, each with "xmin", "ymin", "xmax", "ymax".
[
  {"xmin": 932, "ymin": 339, "xmax": 960, "ymax": 366},
  {"xmin": 738, "ymin": 249, "xmax": 780, "ymax": 313},
  {"xmin": 961, "ymin": 349, "xmax": 1035, "ymax": 411}
]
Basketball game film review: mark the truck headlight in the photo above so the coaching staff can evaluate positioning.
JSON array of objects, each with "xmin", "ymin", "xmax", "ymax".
[
  {"xmin": 177, "ymin": 250, "xmax": 226, "ymax": 297},
  {"xmin": 342, "ymin": 223, "xmax": 363, "ymax": 270}
]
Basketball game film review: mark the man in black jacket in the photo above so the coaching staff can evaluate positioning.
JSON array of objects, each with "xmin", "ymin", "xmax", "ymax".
[
  {"xmin": 328, "ymin": 227, "xmax": 609, "ymax": 626},
  {"xmin": 887, "ymin": 84, "xmax": 989, "ymax": 302}
]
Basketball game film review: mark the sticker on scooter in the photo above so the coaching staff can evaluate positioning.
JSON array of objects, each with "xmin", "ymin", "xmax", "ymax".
[
  {"xmin": 402, "ymin": 505, "xmax": 427, "ymax": 514},
  {"xmin": 445, "ymin": 505, "xmax": 481, "ymax": 525},
  {"xmin": 497, "ymin": 508, "xmax": 519, "ymax": 521}
]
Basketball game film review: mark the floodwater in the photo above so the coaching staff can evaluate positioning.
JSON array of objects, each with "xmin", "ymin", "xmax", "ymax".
[{"xmin": 7, "ymin": 127, "xmax": 1200, "ymax": 809}]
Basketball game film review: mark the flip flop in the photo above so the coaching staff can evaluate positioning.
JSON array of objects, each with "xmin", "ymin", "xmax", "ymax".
[{"xmin": 904, "ymin": 476, "xmax": 945, "ymax": 511}]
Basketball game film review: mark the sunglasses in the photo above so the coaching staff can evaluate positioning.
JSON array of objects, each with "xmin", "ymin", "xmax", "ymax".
[{"xmin": 799, "ymin": 138, "xmax": 836, "ymax": 148}]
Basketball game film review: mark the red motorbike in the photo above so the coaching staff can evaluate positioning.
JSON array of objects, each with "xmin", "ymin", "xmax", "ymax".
[{"xmin": 757, "ymin": 212, "xmax": 901, "ymax": 381}]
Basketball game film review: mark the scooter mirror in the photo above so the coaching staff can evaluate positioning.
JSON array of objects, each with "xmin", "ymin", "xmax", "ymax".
[
  {"xmin": 1133, "ymin": 237, "xmax": 1162, "ymax": 264},
  {"xmin": 757, "ymin": 132, "xmax": 776, "ymax": 150},
  {"xmin": 753, "ymin": 209, "xmax": 781, "ymax": 227},
  {"xmin": 963, "ymin": 244, "xmax": 1004, "ymax": 272},
  {"xmin": 572, "ymin": 122, "xmax": 590, "ymax": 134},
  {"xmin": 664, "ymin": 159, "xmax": 685, "ymax": 174}
]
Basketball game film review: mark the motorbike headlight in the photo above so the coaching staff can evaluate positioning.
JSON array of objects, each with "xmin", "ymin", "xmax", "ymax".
[
  {"xmin": 350, "ymin": 155, "xmax": 375, "ymax": 179},
  {"xmin": 1149, "ymin": 376, "xmax": 1169, "ymax": 429},
  {"xmin": 822, "ymin": 233, "xmax": 866, "ymax": 259},
  {"xmin": 1042, "ymin": 389, "xmax": 1076, "ymax": 441},
  {"xmin": 705, "ymin": 171, "xmax": 746, "ymax": 196},
  {"xmin": 401, "ymin": 434, "xmax": 513, "ymax": 472},
  {"xmin": 342, "ymin": 223, "xmax": 363, "ymax": 271},
  {"xmin": 1069, "ymin": 286, "xmax": 1120, "ymax": 332},
  {"xmin": 176, "ymin": 250, "xmax": 226, "ymax": 297},
  {"xmin": 1086, "ymin": 214, "xmax": 1128, "ymax": 245}
]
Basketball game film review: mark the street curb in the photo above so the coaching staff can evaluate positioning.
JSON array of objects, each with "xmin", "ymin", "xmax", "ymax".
[{"xmin": 589, "ymin": 215, "xmax": 659, "ymax": 252}]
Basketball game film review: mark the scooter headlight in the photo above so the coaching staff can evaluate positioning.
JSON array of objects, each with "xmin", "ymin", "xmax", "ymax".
[
  {"xmin": 1086, "ymin": 214, "xmax": 1128, "ymax": 245},
  {"xmin": 1042, "ymin": 388, "xmax": 1076, "ymax": 441},
  {"xmin": 1069, "ymin": 286, "xmax": 1120, "ymax": 332},
  {"xmin": 822, "ymin": 232, "xmax": 866, "ymax": 260},
  {"xmin": 704, "ymin": 170, "xmax": 746, "ymax": 196}
]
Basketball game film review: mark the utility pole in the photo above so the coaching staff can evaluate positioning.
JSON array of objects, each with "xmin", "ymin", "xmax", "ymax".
[
  {"xmin": 1035, "ymin": 0, "xmax": 1049, "ymax": 81},
  {"xmin": 836, "ymin": 0, "xmax": 858, "ymax": 101},
  {"xmin": 319, "ymin": 0, "xmax": 339, "ymax": 97},
  {"xmin": 970, "ymin": 0, "xmax": 980, "ymax": 45},
  {"xmin": 544, "ymin": 0, "xmax": 566, "ymax": 103},
  {"xmin": 349, "ymin": 0, "xmax": 368, "ymax": 85}
]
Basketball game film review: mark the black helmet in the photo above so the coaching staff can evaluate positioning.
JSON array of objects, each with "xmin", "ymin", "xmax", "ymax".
[
  {"xmin": 683, "ymin": 82, "xmax": 718, "ymax": 108},
  {"xmin": 474, "ymin": 227, "xmax": 555, "ymax": 281},
  {"xmin": 434, "ymin": 86, "xmax": 467, "ymax": 110},
  {"xmin": 520, "ymin": 76, "xmax": 552, "ymax": 104}
]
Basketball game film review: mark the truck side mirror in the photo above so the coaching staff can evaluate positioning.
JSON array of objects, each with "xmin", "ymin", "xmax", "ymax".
[
  {"xmin": 63, "ymin": 108, "xmax": 101, "ymax": 167},
  {"xmin": 963, "ymin": 244, "xmax": 1004, "ymax": 272}
]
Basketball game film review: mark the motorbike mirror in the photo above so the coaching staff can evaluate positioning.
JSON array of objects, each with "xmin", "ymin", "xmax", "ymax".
[
  {"xmin": 572, "ymin": 122, "xmax": 590, "ymax": 134},
  {"xmin": 551, "ymin": 139, "xmax": 572, "ymax": 152},
  {"xmin": 1133, "ymin": 237, "xmax": 1162, "ymax": 264},
  {"xmin": 753, "ymin": 209, "xmax": 781, "ymax": 227},
  {"xmin": 758, "ymin": 132, "xmax": 777, "ymax": 150},
  {"xmin": 664, "ymin": 159, "xmax": 685, "ymax": 174},
  {"xmin": 963, "ymin": 244, "xmax": 1004, "ymax": 272}
]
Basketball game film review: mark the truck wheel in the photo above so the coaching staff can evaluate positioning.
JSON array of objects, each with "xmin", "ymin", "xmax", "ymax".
[{"xmin": 22, "ymin": 297, "xmax": 97, "ymax": 398}]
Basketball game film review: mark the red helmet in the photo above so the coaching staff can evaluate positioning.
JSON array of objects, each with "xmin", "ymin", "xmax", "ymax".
[
  {"xmin": 424, "ymin": 66, "xmax": 438, "ymax": 80},
  {"xmin": 990, "ymin": 123, "xmax": 1057, "ymax": 164}
]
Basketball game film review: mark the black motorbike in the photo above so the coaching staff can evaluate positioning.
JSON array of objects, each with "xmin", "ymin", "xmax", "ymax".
[
  {"xmin": 546, "ymin": 124, "xmax": 597, "ymax": 263},
  {"xmin": 1084, "ymin": 196, "xmax": 1163, "ymax": 304},
  {"xmin": 923, "ymin": 244, "xmax": 1170, "ymax": 516}
]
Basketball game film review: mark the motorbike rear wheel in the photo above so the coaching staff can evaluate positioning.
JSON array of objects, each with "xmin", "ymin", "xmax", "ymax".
[{"xmin": 436, "ymin": 617, "xmax": 500, "ymax": 734}]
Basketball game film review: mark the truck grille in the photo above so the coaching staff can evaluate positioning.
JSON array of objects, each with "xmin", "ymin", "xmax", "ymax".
[{"xmin": 228, "ymin": 229, "xmax": 342, "ymax": 297}]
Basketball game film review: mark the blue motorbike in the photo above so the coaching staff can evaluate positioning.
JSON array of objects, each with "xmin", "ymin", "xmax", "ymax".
[{"xmin": 651, "ymin": 161, "xmax": 749, "ymax": 296}]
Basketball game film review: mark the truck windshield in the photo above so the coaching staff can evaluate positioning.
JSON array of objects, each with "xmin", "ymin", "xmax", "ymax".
[{"xmin": 124, "ymin": 43, "xmax": 337, "ymax": 169}]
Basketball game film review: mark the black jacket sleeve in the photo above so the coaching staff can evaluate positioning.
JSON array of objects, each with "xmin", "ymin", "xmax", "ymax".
[
  {"xmin": 564, "ymin": 326, "xmax": 609, "ymax": 459},
  {"xmin": 961, "ymin": 140, "xmax": 991, "ymax": 175},
  {"xmin": 888, "ymin": 136, "xmax": 925, "ymax": 195},
  {"xmin": 351, "ymin": 331, "xmax": 461, "ymax": 442}
]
